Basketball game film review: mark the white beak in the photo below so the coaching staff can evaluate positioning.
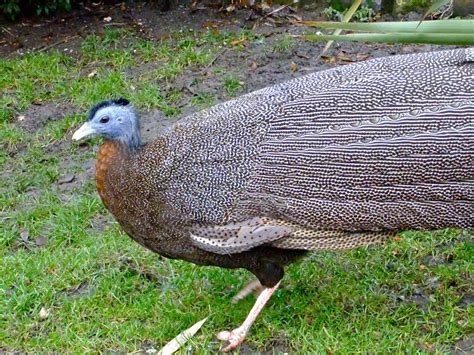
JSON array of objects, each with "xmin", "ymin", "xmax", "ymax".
[{"xmin": 72, "ymin": 122, "xmax": 97, "ymax": 141}]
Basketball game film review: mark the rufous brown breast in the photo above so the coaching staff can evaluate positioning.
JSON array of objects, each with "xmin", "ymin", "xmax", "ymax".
[{"xmin": 95, "ymin": 140, "xmax": 123, "ymax": 210}]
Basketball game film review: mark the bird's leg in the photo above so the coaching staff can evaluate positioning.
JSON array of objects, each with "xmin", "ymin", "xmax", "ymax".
[
  {"xmin": 232, "ymin": 279, "xmax": 264, "ymax": 304},
  {"xmin": 217, "ymin": 281, "xmax": 281, "ymax": 352}
]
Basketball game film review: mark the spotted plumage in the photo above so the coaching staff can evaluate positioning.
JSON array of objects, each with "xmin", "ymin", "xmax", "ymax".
[{"xmin": 73, "ymin": 47, "xmax": 474, "ymax": 351}]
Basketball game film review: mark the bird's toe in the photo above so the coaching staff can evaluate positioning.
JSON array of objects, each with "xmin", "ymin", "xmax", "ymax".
[{"xmin": 217, "ymin": 327, "xmax": 247, "ymax": 352}]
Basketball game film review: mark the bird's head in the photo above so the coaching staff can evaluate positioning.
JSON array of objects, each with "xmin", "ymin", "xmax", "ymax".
[{"xmin": 72, "ymin": 98, "xmax": 141, "ymax": 151}]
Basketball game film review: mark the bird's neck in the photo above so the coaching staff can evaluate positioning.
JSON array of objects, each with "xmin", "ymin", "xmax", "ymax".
[
  {"xmin": 119, "ymin": 127, "xmax": 141, "ymax": 151},
  {"xmin": 96, "ymin": 139, "xmax": 131, "ymax": 209}
]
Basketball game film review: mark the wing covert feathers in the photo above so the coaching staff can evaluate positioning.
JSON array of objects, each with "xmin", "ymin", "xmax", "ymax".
[
  {"xmin": 189, "ymin": 218, "xmax": 294, "ymax": 254},
  {"xmin": 189, "ymin": 218, "xmax": 394, "ymax": 254}
]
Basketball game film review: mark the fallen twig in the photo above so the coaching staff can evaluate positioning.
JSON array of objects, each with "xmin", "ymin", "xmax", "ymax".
[
  {"xmin": 206, "ymin": 48, "xmax": 228, "ymax": 68},
  {"xmin": 36, "ymin": 37, "xmax": 73, "ymax": 53},
  {"xmin": 103, "ymin": 22, "xmax": 128, "ymax": 27},
  {"xmin": 1, "ymin": 26, "xmax": 16, "ymax": 38},
  {"xmin": 263, "ymin": 4, "xmax": 290, "ymax": 19}
]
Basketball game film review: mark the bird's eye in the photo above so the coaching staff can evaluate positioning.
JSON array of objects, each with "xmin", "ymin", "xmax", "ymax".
[{"xmin": 99, "ymin": 116, "xmax": 109, "ymax": 124}]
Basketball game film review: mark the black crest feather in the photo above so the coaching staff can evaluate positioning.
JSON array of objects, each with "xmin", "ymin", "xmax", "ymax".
[
  {"xmin": 87, "ymin": 97, "xmax": 131, "ymax": 121},
  {"xmin": 114, "ymin": 97, "xmax": 130, "ymax": 106}
]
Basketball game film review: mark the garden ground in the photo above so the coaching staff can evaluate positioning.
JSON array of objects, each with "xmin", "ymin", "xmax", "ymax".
[{"xmin": 1, "ymin": 3, "xmax": 473, "ymax": 353}]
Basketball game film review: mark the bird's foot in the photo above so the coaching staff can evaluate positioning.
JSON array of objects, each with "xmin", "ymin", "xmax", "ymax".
[
  {"xmin": 217, "ymin": 326, "xmax": 247, "ymax": 352},
  {"xmin": 218, "ymin": 281, "xmax": 281, "ymax": 352},
  {"xmin": 232, "ymin": 279, "xmax": 264, "ymax": 304}
]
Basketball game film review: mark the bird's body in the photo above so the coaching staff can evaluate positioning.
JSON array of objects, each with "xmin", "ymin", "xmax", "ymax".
[{"xmin": 74, "ymin": 47, "xmax": 474, "ymax": 351}]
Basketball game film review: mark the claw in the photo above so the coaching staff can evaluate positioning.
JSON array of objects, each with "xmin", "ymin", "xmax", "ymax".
[{"xmin": 217, "ymin": 326, "xmax": 247, "ymax": 352}]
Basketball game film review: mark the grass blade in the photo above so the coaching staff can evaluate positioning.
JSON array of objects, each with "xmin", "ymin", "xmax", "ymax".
[
  {"xmin": 322, "ymin": 0, "xmax": 362, "ymax": 55},
  {"xmin": 158, "ymin": 317, "xmax": 208, "ymax": 355}
]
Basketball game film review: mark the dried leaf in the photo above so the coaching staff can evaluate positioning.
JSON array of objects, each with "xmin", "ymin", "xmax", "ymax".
[
  {"xmin": 10, "ymin": 39, "xmax": 23, "ymax": 49},
  {"xmin": 321, "ymin": 55, "xmax": 336, "ymax": 64},
  {"xmin": 35, "ymin": 236, "xmax": 48, "ymax": 247},
  {"xmin": 250, "ymin": 61, "xmax": 258, "ymax": 70},
  {"xmin": 257, "ymin": 1, "xmax": 271, "ymax": 10},
  {"xmin": 87, "ymin": 70, "xmax": 98, "ymax": 78},
  {"xmin": 158, "ymin": 317, "xmax": 208, "ymax": 355},
  {"xmin": 230, "ymin": 38, "xmax": 248, "ymax": 47},
  {"xmin": 58, "ymin": 174, "xmax": 75, "ymax": 184},
  {"xmin": 202, "ymin": 21, "xmax": 220, "ymax": 29},
  {"xmin": 290, "ymin": 61, "xmax": 298, "ymax": 72},
  {"xmin": 336, "ymin": 52, "xmax": 354, "ymax": 62},
  {"xmin": 356, "ymin": 53, "xmax": 369, "ymax": 61},
  {"xmin": 20, "ymin": 229, "xmax": 29, "ymax": 242},
  {"xmin": 296, "ymin": 52, "xmax": 310, "ymax": 60},
  {"xmin": 288, "ymin": 14, "xmax": 302, "ymax": 22}
]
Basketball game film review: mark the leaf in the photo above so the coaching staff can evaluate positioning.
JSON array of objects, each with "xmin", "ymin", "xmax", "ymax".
[
  {"xmin": 87, "ymin": 70, "xmax": 98, "ymax": 78},
  {"xmin": 417, "ymin": 0, "xmax": 451, "ymax": 28},
  {"xmin": 39, "ymin": 307, "xmax": 50, "ymax": 320},
  {"xmin": 336, "ymin": 52, "xmax": 354, "ymax": 62},
  {"xmin": 356, "ymin": 53, "xmax": 369, "ymax": 61},
  {"xmin": 158, "ymin": 317, "xmax": 208, "ymax": 355},
  {"xmin": 322, "ymin": 0, "xmax": 362, "ymax": 56},
  {"xmin": 35, "ymin": 236, "xmax": 48, "ymax": 247},
  {"xmin": 301, "ymin": 19, "xmax": 474, "ymax": 34},
  {"xmin": 321, "ymin": 55, "xmax": 337, "ymax": 64},
  {"xmin": 58, "ymin": 174, "xmax": 75, "ymax": 184},
  {"xmin": 304, "ymin": 32, "xmax": 474, "ymax": 46},
  {"xmin": 20, "ymin": 229, "xmax": 29, "ymax": 242},
  {"xmin": 230, "ymin": 38, "xmax": 248, "ymax": 46}
]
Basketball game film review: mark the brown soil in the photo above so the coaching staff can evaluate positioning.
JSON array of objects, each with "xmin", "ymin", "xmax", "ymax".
[
  {"xmin": 1, "ymin": 3, "xmax": 315, "ymax": 57},
  {"xmin": 17, "ymin": 102, "xmax": 76, "ymax": 132}
]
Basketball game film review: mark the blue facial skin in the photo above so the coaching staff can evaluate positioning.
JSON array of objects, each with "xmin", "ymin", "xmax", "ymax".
[{"xmin": 73, "ymin": 98, "xmax": 141, "ymax": 151}]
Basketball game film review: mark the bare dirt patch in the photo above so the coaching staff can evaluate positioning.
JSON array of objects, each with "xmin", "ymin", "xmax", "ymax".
[
  {"xmin": 17, "ymin": 102, "xmax": 76, "ymax": 132},
  {"xmin": 140, "ymin": 109, "xmax": 179, "ymax": 141}
]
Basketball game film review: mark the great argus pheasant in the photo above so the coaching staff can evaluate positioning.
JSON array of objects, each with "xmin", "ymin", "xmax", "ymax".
[{"xmin": 72, "ymin": 48, "xmax": 474, "ymax": 351}]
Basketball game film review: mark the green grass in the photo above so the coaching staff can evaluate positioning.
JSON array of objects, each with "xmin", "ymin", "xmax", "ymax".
[
  {"xmin": 223, "ymin": 76, "xmax": 244, "ymax": 97},
  {"xmin": 273, "ymin": 33, "xmax": 296, "ymax": 52},
  {"xmin": 0, "ymin": 27, "xmax": 473, "ymax": 353}
]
